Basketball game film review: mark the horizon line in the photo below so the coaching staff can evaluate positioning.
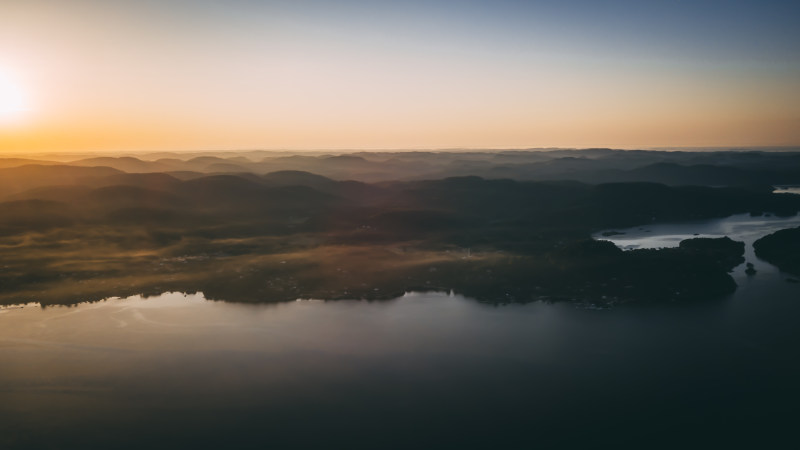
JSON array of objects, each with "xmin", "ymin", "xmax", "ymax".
[{"xmin": 2, "ymin": 145, "xmax": 800, "ymax": 157}]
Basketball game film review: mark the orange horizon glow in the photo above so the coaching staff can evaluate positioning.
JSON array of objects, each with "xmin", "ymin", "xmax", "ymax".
[{"xmin": 1, "ymin": 1, "xmax": 799, "ymax": 153}]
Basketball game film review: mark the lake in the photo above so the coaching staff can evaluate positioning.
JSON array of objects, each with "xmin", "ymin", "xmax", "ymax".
[
  {"xmin": 773, "ymin": 186, "xmax": 800, "ymax": 195},
  {"xmin": 2, "ymin": 270, "xmax": 800, "ymax": 449},
  {"xmin": 594, "ymin": 212, "xmax": 800, "ymax": 276}
]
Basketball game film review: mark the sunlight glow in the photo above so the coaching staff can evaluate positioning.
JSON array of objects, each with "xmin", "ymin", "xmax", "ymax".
[{"xmin": 0, "ymin": 69, "xmax": 30, "ymax": 122}]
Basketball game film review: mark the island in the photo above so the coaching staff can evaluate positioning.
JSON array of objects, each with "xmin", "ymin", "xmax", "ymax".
[{"xmin": 754, "ymin": 226, "xmax": 800, "ymax": 276}]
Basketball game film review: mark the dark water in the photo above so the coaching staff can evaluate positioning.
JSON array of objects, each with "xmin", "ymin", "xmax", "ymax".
[{"xmin": 3, "ymin": 213, "xmax": 800, "ymax": 449}]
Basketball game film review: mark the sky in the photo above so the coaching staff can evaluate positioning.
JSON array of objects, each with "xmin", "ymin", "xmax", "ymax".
[{"xmin": 1, "ymin": 0, "xmax": 799, "ymax": 152}]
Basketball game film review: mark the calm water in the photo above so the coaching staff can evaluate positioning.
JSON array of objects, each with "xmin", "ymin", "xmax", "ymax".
[
  {"xmin": 2, "ymin": 278, "xmax": 800, "ymax": 449},
  {"xmin": 773, "ymin": 186, "xmax": 800, "ymax": 195},
  {"xmin": 594, "ymin": 212, "xmax": 800, "ymax": 251},
  {"xmin": 594, "ymin": 212, "xmax": 800, "ymax": 280}
]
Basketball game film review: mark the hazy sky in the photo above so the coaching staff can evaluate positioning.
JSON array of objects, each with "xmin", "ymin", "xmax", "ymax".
[{"xmin": 1, "ymin": 0, "xmax": 799, "ymax": 152}]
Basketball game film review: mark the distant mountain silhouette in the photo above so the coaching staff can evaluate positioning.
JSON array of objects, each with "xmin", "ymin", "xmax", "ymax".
[
  {"xmin": 2, "ymin": 149, "xmax": 795, "ymax": 186},
  {"xmin": 0, "ymin": 165, "xmax": 123, "ymax": 196},
  {"xmin": 263, "ymin": 170, "xmax": 336, "ymax": 187},
  {"xmin": 0, "ymin": 158, "xmax": 61, "ymax": 169},
  {"xmin": 68, "ymin": 156, "xmax": 174, "ymax": 173}
]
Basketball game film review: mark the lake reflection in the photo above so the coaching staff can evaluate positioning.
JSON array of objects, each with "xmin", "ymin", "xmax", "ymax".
[
  {"xmin": 2, "ymin": 285, "xmax": 800, "ymax": 449},
  {"xmin": 773, "ymin": 185, "xmax": 800, "ymax": 195},
  {"xmin": 594, "ymin": 213, "xmax": 800, "ymax": 251},
  {"xmin": 594, "ymin": 213, "xmax": 800, "ymax": 279}
]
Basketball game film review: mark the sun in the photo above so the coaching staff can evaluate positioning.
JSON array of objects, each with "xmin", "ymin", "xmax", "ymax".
[{"xmin": 0, "ymin": 70, "xmax": 29, "ymax": 121}]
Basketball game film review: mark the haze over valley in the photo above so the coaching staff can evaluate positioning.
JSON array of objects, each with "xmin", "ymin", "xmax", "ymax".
[{"xmin": 1, "ymin": 148, "xmax": 799, "ymax": 307}]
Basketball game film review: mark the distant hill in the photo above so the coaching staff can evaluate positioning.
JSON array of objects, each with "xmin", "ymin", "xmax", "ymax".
[
  {"xmin": 0, "ymin": 165, "xmax": 123, "ymax": 197},
  {"xmin": 575, "ymin": 163, "xmax": 800, "ymax": 186},
  {"xmin": 4, "ymin": 149, "xmax": 797, "ymax": 186},
  {"xmin": 263, "ymin": 170, "xmax": 336, "ymax": 187},
  {"xmin": 204, "ymin": 163, "xmax": 249, "ymax": 173},
  {"xmin": 0, "ymin": 158, "xmax": 61, "ymax": 169},
  {"xmin": 68, "ymin": 156, "xmax": 175, "ymax": 173}
]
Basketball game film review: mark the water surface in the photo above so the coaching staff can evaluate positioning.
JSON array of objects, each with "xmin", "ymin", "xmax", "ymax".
[
  {"xmin": 594, "ymin": 213, "xmax": 800, "ymax": 251},
  {"xmin": 2, "ymin": 280, "xmax": 799, "ymax": 448},
  {"xmin": 773, "ymin": 185, "xmax": 800, "ymax": 195},
  {"xmin": 594, "ymin": 212, "xmax": 800, "ymax": 282}
]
